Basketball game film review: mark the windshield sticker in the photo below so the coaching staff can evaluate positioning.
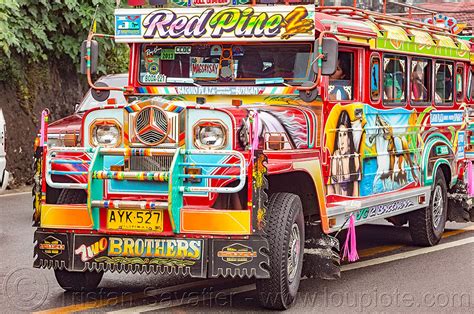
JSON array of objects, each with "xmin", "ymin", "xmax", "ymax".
[
  {"xmin": 161, "ymin": 49, "xmax": 175, "ymax": 60},
  {"xmin": 142, "ymin": 73, "xmax": 167, "ymax": 83},
  {"xmin": 175, "ymin": 46, "xmax": 192, "ymax": 54},
  {"xmin": 115, "ymin": 6, "xmax": 315, "ymax": 42},
  {"xmin": 210, "ymin": 45, "xmax": 222, "ymax": 56},
  {"xmin": 190, "ymin": 57, "xmax": 219, "ymax": 79},
  {"xmin": 145, "ymin": 46, "xmax": 161, "ymax": 56},
  {"xmin": 148, "ymin": 62, "xmax": 159, "ymax": 74},
  {"xmin": 232, "ymin": 46, "xmax": 244, "ymax": 57}
]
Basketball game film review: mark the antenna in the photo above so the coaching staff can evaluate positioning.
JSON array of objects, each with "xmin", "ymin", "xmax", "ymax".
[{"xmin": 89, "ymin": 5, "xmax": 99, "ymax": 34}]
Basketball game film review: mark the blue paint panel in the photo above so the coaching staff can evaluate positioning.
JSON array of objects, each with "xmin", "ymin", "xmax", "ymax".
[
  {"xmin": 362, "ymin": 105, "xmax": 419, "ymax": 195},
  {"xmin": 115, "ymin": 15, "xmax": 141, "ymax": 36}
]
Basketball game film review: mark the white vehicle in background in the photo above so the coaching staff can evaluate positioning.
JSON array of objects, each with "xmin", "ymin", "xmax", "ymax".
[{"xmin": 0, "ymin": 109, "xmax": 8, "ymax": 192}]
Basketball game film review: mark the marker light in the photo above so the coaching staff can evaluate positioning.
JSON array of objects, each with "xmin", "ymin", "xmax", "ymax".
[
  {"xmin": 149, "ymin": 0, "xmax": 167, "ymax": 4},
  {"xmin": 128, "ymin": 0, "xmax": 145, "ymax": 6}
]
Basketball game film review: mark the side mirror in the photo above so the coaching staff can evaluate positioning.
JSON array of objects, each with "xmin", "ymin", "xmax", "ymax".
[
  {"xmin": 80, "ymin": 40, "xmax": 99, "ymax": 75},
  {"xmin": 313, "ymin": 38, "xmax": 339, "ymax": 76},
  {"xmin": 91, "ymin": 82, "xmax": 111, "ymax": 102}
]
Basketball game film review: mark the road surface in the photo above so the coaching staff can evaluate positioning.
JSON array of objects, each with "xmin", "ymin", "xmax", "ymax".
[{"xmin": 0, "ymin": 191, "xmax": 473, "ymax": 313}]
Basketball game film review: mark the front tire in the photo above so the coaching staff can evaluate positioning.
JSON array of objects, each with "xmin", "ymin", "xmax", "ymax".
[
  {"xmin": 55, "ymin": 189, "xmax": 103, "ymax": 291},
  {"xmin": 256, "ymin": 192, "xmax": 304, "ymax": 310},
  {"xmin": 409, "ymin": 170, "xmax": 448, "ymax": 246},
  {"xmin": 55, "ymin": 269, "xmax": 103, "ymax": 292}
]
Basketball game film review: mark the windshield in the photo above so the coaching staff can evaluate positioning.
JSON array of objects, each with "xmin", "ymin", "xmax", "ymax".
[{"xmin": 139, "ymin": 43, "xmax": 313, "ymax": 85}]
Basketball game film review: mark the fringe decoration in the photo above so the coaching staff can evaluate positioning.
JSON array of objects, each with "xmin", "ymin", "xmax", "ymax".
[
  {"xmin": 250, "ymin": 110, "xmax": 259, "ymax": 160},
  {"xmin": 342, "ymin": 214, "xmax": 359, "ymax": 262}
]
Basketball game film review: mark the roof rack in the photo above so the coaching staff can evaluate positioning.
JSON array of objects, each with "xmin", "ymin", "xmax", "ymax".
[
  {"xmin": 316, "ymin": 6, "xmax": 459, "ymax": 39},
  {"xmin": 123, "ymin": 0, "xmax": 316, "ymax": 8}
]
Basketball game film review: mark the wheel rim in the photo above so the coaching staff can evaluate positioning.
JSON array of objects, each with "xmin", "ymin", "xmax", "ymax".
[
  {"xmin": 432, "ymin": 185, "xmax": 444, "ymax": 229},
  {"xmin": 287, "ymin": 223, "xmax": 301, "ymax": 284}
]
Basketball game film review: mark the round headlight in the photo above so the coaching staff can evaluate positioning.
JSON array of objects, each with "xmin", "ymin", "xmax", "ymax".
[
  {"xmin": 194, "ymin": 121, "xmax": 226, "ymax": 149},
  {"xmin": 91, "ymin": 122, "xmax": 121, "ymax": 147}
]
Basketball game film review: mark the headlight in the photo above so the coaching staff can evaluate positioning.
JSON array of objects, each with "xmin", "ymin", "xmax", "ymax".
[
  {"xmin": 90, "ymin": 120, "xmax": 122, "ymax": 147},
  {"xmin": 193, "ymin": 121, "xmax": 227, "ymax": 150}
]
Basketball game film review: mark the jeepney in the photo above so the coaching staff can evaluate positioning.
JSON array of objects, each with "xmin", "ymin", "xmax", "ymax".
[{"xmin": 33, "ymin": 1, "xmax": 474, "ymax": 310}]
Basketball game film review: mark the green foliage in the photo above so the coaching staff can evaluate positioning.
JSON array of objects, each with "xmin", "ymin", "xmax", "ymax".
[{"xmin": 0, "ymin": 0, "xmax": 128, "ymax": 74}]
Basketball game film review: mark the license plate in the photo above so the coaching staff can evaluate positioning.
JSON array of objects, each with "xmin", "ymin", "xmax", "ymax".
[{"xmin": 107, "ymin": 209, "xmax": 163, "ymax": 232}]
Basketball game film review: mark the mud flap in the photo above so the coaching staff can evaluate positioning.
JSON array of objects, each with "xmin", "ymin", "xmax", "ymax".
[
  {"xmin": 302, "ymin": 221, "xmax": 340, "ymax": 280},
  {"xmin": 448, "ymin": 182, "xmax": 474, "ymax": 222},
  {"xmin": 34, "ymin": 231, "xmax": 70, "ymax": 270},
  {"xmin": 209, "ymin": 237, "xmax": 270, "ymax": 278}
]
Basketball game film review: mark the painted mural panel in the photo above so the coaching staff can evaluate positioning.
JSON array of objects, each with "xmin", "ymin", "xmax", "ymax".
[{"xmin": 325, "ymin": 104, "xmax": 421, "ymax": 197}]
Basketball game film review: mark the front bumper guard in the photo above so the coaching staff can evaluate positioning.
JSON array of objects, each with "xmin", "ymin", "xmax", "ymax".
[{"xmin": 44, "ymin": 147, "xmax": 247, "ymax": 233}]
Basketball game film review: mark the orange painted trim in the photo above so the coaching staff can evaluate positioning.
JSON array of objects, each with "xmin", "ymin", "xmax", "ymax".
[
  {"xmin": 180, "ymin": 209, "xmax": 251, "ymax": 235},
  {"xmin": 292, "ymin": 159, "xmax": 329, "ymax": 233},
  {"xmin": 40, "ymin": 204, "xmax": 93, "ymax": 229}
]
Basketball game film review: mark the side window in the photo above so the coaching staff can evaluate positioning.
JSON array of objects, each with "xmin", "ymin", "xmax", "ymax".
[
  {"xmin": 370, "ymin": 56, "xmax": 381, "ymax": 101},
  {"xmin": 435, "ymin": 61, "xmax": 453, "ymax": 105},
  {"xmin": 383, "ymin": 55, "xmax": 406, "ymax": 105},
  {"xmin": 411, "ymin": 59, "xmax": 431, "ymax": 104},
  {"xmin": 328, "ymin": 51, "xmax": 354, "ymax": 101},
  {"xmin": 456, "ymin": 65, "xmax": 464, "ymax": 102}
]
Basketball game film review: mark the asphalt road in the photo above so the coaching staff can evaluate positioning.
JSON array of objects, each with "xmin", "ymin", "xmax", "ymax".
[{"xmin": 0, "ymin": 191, "xmax": 473, "ymax": 313}]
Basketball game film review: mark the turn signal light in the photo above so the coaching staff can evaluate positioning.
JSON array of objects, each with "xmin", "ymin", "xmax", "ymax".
[
  {"xmin": 418, "ymin": 195, "xmax": 426, "ymax": 205},
  {"xmin": 185, "ymin": 167, "xmax": 202, "ymax": 183},
  {"xmin": 63, "ymin": 134, "xmax": 78, "ymax": 147},
  {"xmin": 110, "ymin": 165, "xmax": 124, "ymax": 172}
]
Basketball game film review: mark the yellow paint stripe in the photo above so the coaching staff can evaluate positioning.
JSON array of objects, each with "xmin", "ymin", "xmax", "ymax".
[
  {"xmin": 34, "ymin": 225, "xmax": 474, "ymax": 314},
  {"xmin": 34, "ymin": 279, "xmax": 225, "ymax": 314},
  {"xmin": 34, "ymin": 294, "xmax": 140, "ymax": 314},
  {"xmin": 358, "ymin": 244, "xmax": 405, "ymax": 258}
]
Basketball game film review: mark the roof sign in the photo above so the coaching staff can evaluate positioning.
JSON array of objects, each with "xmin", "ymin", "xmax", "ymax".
[{"xmin": 115, "ymin": 5, "xmax": 315, "ymax": 43}]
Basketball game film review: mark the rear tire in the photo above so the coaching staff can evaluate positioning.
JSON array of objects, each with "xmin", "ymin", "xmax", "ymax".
[
  {"xmin": 256, "ymin": 192, "xmax": 304, "ymax": 310},
  {"xmin": 55, "ymin": 269, "xmax": 103, "ymax": 292},
  {"xmin": 409, "ymin": 170, "xmax": 447, "ymax": 246}
]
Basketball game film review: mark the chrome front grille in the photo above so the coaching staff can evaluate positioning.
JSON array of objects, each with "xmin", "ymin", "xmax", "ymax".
[
  {"xmin": 129, "ymin": 155, "xmax": 174, "ymax": 172},
  {"xmin": 129, "ymin": 111, "xmax": 179, "ymax": 146}
]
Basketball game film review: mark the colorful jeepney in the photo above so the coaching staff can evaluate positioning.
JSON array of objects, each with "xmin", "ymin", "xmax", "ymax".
[{"xmin": 33, "ymin": 2, "xmax": 474, "ymax": 310}]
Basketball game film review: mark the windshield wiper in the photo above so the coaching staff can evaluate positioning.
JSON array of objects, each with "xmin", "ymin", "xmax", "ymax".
[
  {"xmin": 255, "ymin": 77, "xmax": 285, "ymax": 85},
  {"xmin": 166, "ymin": 77, "xmax": 201, "ymax": 87}
]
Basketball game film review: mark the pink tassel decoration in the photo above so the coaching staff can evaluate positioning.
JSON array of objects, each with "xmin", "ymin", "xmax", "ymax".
[
  {"xmin": 342, "ymin": 215, "xmax": 359, "ymax": 262},
  {"xmin": 468, "ymin": 161, "xmax": 474, "ymax": 197},
  {"xmin": 250, "ymin": 111, "xmax": 259, "ymax": 160}
]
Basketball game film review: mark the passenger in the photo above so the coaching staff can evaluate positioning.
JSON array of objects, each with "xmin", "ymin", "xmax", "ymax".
[
  {"xmin": 435, "ymin": 64, "xmax": 453, "ymax": 103},
  {"xmin": 327, "ymin": 110, "xmax": 360, "ymax": 197},
  {"xmin": 384, "ymin": 60, "xmax": 404, "ymax": 102},
  {"xmin": 411, "ymin": 63, "xmax": 428, "ymax": 102},
  {"xmin": 329, "ymin": 55, "xmax": 352, "ymax": 101}
]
